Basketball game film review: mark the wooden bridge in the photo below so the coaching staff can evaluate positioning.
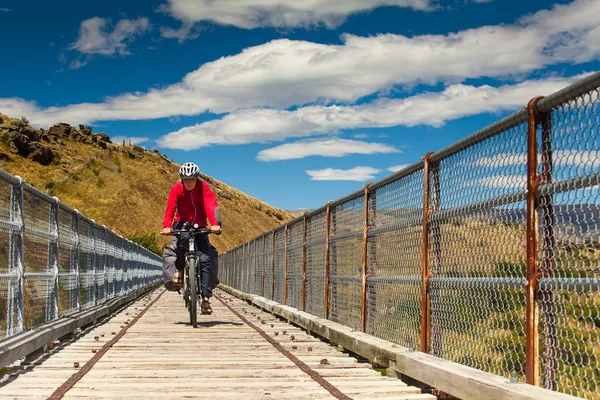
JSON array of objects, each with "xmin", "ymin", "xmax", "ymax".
[{"xmin": 0, "ymin": 288, "xmax": 436, "ymax": 400}]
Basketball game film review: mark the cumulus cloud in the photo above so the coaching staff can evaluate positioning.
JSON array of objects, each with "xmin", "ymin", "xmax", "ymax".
[
  {"xmin": 0, "ymin": 0, "xmax": 596, "ymax": 128},
  {"xmin": 160, "ymin": 22, "xmax": 200, "ymax": 42},
  {"xmin": 156, "ymin": 75, "xmax": 583, "ymax": 150},
  {"xmin": 306, "ymin": 166, "xmax": 381, "ymax": 181},
  {"xmin": 70, "ymin": 17, "xmax": 151, "ymax": 56},
  {"xmin": 111, "ymin": 136, "xmax": 151, "ymax": 145},
  {"xmin": 69, "ymin": 60, "xmax": 89, "ymax": 70},
  {"xmin": 256, "ymin": 138, "xmax": 400, "ymax": 161},
  {"xmin": 159, "ymin": 0, "xmax": 432, "ymax": 34},
  {"xmin": 388, "ymin": 164, "xmax": 410, "ymax": 172}
]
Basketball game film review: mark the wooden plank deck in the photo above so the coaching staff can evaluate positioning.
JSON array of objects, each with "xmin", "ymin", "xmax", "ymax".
[{"xmin": 0, "ymin": 288, "xmax": 434, "ymax": 400}]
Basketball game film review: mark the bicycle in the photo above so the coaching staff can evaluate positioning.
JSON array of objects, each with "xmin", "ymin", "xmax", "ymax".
[{"xmin": 163, "ymin": 223, "xmax": 212, "ymax": 328}]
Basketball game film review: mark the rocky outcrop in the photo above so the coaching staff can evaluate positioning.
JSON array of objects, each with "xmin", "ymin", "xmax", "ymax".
[{"xmin": 29, "ymin": 144, "xmax": 54, "ymax": 165}]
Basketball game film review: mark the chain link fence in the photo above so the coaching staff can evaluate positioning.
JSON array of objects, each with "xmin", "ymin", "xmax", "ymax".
[
  {"xmin": 0, "ymin": 169, "xmax": 163, "ymax": 341},
  {"xmin": 219, "ymin": 71, "xmax": 600, "ymax": 399}
]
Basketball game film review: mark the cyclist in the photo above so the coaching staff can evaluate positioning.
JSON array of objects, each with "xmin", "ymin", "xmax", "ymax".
[{"xmin": 160, "ymin": 162, "xmax": 221, "ymax": 314}]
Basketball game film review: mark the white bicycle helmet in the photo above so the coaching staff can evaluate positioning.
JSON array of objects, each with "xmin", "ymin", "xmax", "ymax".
[{"xmin": 179, "ymin": 162, "xmax": 200, "ymax": 179}]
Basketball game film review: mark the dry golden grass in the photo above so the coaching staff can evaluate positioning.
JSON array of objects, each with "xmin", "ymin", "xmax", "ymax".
[{"xmin": 0, "ymin": 115, "xmax": 294, "ymax": 253}]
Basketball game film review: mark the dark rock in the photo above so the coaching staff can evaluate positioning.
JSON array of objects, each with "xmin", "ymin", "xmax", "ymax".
[
  {"xmin": 0, "ymin": 152, "xmax": 9, "ymax": 161},
  {"xmin": 79, "ymin": 125, "xmax": 93, "ymax": 135},
  {"xmin": 98, "ymin": 141, "xmax": 107, "ymax": 149},
  {"xmin": 48, "ymin": 123, "xmax": 71, "ymax": 137},
  {"xmin": 96, "ymin": 132, "xmax": 110, "ymax": 142},
  {"xmin": 21, "ymin": 125, "xmax": 40, "ymax": 142},
  {"xmin": 29, "ymin": 145, "xmax": 54, "ymax": 165},
  {"xmin": 133, "ymin": 145, "xmax": 144, "ymax": 152},
  {"xmin": 8, "ymin": 141, "xmax": 19, "ymax": 154},
  {"xmin": 9, "ymin": 119, "xmax": 25, "ymax": 129},
  {"xmin": 8, "ymin": 131, "xmax": 31, "ymax": 155}
]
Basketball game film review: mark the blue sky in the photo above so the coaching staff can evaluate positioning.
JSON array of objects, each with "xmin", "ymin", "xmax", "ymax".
[{"xmin": 1, "ymin": 0, "xmax": 599, "ymax": 210}]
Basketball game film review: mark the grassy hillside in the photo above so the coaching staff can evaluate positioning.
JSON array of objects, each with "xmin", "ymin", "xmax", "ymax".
[{"xmin": 0, "ymin": 113, "xmax": 294, "ymax": 253}]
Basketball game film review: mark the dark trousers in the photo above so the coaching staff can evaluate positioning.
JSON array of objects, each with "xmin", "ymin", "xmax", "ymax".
[{"xmin": 172, "ymin": 221, "xmax": 212, "ymax": 299}]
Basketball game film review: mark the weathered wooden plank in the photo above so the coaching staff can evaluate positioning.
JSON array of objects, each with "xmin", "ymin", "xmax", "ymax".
[
  {"xmin": 0, "ymin": 289, "xmax": 434, "ymax": 400},
  {"xmin": 222, "ymin": 285, "xmax": 584, "ymax": 400}
]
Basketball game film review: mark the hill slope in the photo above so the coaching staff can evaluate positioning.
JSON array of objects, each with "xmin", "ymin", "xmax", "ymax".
[{"xmin": 0, "ymin": 113, "xmax": 294, "ymax": 253}]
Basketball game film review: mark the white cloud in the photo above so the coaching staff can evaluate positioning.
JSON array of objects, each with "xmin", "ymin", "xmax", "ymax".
[
  {"xmin": 159, "ymin": 0, "xmax": 433, "ymax": 33},
  {"xmin": 388, "ymin": 164, "xmax": 409, "ymax": 173},
  {"xmin": 69, "ymin": 60, "xmax": 88, "ymax": 70},
  {"xmin": 155, "ymin": 75, "xmax": 584, "ymax": 150},
  {"xmin": 111, "ymin": 136, "xmax": 150, "ymax": 145},
  {"xmin": 353, "ymin": 133, "xmax": 369, "ymax": 139},
  {"xmin": 0, "ymin": 8, "xmax": 11, "ymax": 12},
  {"xmin": 70, "ymin": 17, "xmax": 150, "ymax": 56},
  {"xmin": 160, "ymin": 22, "xmax": 199, "ymax": 42},
  {"xmin": 256, "ymin": 138, "xmax": 400, "ymax": 161},
  {"xmin": 307, "ymin": 166, "xmax": 381, "ymax": 181},
  {"xmin": 0, "ymin": 0, "xmax": 596, "ymax": 128}
]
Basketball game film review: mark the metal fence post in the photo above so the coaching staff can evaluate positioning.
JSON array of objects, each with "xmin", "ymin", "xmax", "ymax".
[
  {"xmin": 73, "ymin": 210, "xmax": 81, "ymax": 311},
  {"xmin": 271, "ymin": 229, "xmax": 275, "ymax": 300},
  {"xmin": 302, "ymin": 212, "xmax": 308, "ymax": 312},
  {"xmin": 15, "ymin": 177, "xmax": 25, "ymax": 334},
  {"xmin": 46, "ymin": 197, "xmax": 60, "ymax": 322},
  {"xmin": 262, "ymin": 234, "xmax": 266, "ymax": 297},
  {"xmin": 324, "ymin": 201, "xmax": 332, "ymax": 320},
  {"xmin": 284, "ymin": 223, "xmax": 288, "ymax": 305},
  {"xmin": 421, "ymin": 153, "xmax": 434, "ymax": 353},
  {"xmin": 526, "ymin": 96, "xmax": 545, "ymax": 386},
  {"xmin": 360, "ymin": 184, "xmax": 371, "ymax": 333}
]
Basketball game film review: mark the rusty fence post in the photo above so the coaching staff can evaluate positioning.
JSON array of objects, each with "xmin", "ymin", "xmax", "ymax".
[
  {"xmin": 360, "ymin": 183, "xmax": 372, "ymax": 333},
  {"xmin": 250, "ymin": 240, "xmax": 255, "ymax": 294},
  {"xmin": 421, "ymin": 152, "xmax": 435, "ymax": 353},
  {"xmin": 302, "ymin": 212, "xmax": 308, "ymax": 312},
  {"xmin": 526, "ymin": 96, "xmax": 546, "ymax": 386},
  {"xmin": 284, "ymin": 223, "xmax": 289, "ymax": 305},
  {"xmin": 271, "ymin": 229, "xmax": 276, "ymax": 300},
  {"xmin": 324, "ymin": 201, "xmax": 332, "ymax": 320},
  {"xmin": 262, "ymin": 234, "xmax": 266, "ymax": 297}
]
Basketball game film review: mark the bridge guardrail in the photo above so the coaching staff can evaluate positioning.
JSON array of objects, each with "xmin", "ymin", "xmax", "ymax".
[
  {"xmin": 219, "ymin": 71, "xmax": 600, "ymax": 399},
  {"xmin": 0, "ymin": 168, "xmax": 163, "ymax": 342}
]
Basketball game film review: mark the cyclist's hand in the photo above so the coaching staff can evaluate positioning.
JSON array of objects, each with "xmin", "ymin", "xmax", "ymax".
[
  {"xmin": 160, "ymin": 227, "xmax": 172, "ymax": 235},
  {"xmin": 210, "ymin": 225, "xmax": 222, "ymax": 235}
]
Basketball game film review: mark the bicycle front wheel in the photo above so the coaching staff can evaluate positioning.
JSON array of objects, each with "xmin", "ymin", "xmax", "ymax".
[{"xmin": 188, "ymin": 259, "xmax": 197, "ymax": 328}]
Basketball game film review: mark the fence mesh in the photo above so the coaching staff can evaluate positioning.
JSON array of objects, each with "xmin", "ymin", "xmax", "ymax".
[
  {"xmin": 274, "ymin": 228, "xmax": 285, "ymax": 303},
  {"xmin": 428, "ymin": 121, "xmax": 529, "ymax": 379},
  {"xmin": 367, "ymin": 170, "xmax": 424, "ymax": 349},
  {"xmin": 330, "ymin": 196, "xmax": 364, "ymax": 330},
  {"xmin": 537, "ymin": 86, "xmax": 600, "ymax": 398},
  {"xmin": 286, "ymin": 220, "xmax": 304, "ymax": 310},
  {"xmin": 306, "ymin": 211, "xmax": 327, "ymax": 318},
  {"xmin": 264, "ymin": 232, "xmax": 273, "ymax": 299}
]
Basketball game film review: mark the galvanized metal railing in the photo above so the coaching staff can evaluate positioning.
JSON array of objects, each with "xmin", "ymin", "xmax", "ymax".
[
  {"xmin": 220, "ymin": 71, "xmax": 600, "ymax": 399},
  {"xmin": 0, "ymin": 169, "xmax": 163, "ymax": 340}
]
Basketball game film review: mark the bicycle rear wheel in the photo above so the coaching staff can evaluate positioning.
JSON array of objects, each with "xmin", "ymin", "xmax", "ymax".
[{"xmin": 188, "ymin": 258, "xmax": 197, "ymax": 328}]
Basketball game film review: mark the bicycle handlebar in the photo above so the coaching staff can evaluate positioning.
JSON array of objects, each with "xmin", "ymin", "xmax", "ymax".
[{"xmin": 160, "ymin": 224, "xmax": 214, "ymax": 236}]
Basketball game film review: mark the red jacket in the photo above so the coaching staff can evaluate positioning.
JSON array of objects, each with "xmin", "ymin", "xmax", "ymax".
[{"xmin": 162, "ymin": 180, "xmax": 220, "ymax": 228}]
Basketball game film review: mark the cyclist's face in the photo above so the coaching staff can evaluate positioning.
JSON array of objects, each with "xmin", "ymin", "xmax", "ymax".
[{"xmin": 182, "ymin": 179, "xmax": 197, "ymax": 191}]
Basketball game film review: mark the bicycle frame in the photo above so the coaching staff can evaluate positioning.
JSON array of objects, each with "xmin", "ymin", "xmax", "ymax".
[{"xmin": 166, "ymin": 223, "xmax": 211, "ymax": 327}]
